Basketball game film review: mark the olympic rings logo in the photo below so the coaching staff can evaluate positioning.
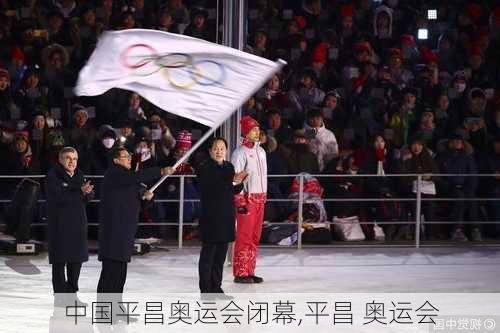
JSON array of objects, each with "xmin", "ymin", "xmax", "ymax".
[{"xmin": 120, "ymin": 44, "xmax": 226, "ymax": 89}]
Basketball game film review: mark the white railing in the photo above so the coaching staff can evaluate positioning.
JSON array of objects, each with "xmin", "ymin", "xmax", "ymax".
[{"xmin": 1, "ymin": 173, "xmax": 500, "ymax": 249}]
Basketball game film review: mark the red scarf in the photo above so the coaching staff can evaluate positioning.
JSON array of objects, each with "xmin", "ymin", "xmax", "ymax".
[{"xmin": 242, "ymin": 137, "xmax": 256, "ymax": 148}]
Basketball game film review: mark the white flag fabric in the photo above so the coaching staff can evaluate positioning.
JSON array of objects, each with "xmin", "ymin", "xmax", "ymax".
[{"xmin": 74, "ymin": 29, "xmax": 285, "ymax": 127}]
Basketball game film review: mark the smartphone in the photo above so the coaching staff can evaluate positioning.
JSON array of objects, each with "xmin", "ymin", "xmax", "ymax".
[
  {"xmin": 466, "ymin": 117, "xmax": 481, "ymax": 125},
  {"xmin": 304, "ymin": 128, "xmax": 317, "ymax": 139},
  {"xmin": 33, "ymin": 29, "xmax": 48, "ymax": 38}
]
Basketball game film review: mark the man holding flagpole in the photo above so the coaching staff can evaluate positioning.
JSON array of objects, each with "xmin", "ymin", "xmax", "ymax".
[
  {"xmin": 231, "ymin": 116, "xmax": 267, "ymax": 284},
  {"xmin": 97, "ymin": 147, "xmax": 174, "ymax": 294}
]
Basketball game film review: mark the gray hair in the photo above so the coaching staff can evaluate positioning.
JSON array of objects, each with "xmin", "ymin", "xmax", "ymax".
[{"xmin": 58, "ymin": 146, "xmax": 78, "ymax": 159}]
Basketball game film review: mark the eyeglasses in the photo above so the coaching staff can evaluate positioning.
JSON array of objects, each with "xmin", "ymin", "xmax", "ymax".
[{"xmin": 119, "ymin": 155, "xmax": 132, "ymax": 160}]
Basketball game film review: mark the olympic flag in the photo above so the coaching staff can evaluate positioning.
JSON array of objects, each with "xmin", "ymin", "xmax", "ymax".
[{"xmin": 74, "ymin": 29, "xmax": 285, "ymax": 128}]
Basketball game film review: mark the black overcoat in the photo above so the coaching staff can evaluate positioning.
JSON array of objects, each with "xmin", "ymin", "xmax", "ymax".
[
  {"xmin": 98, "ymin": 164, "xmax": 161, "ymax": 262},
  {"xmin": 196, "ymin": 159, "xmax": 243, "ymax": 243},
  {"xmin": 46, "ymin": 164, "xmax": 94, "ymax": 264}
]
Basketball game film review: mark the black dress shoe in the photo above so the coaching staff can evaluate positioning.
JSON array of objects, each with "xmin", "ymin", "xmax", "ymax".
[
  {"xmin": 234, "ymin": 276, "xmax": 255, "ymax": 284},
  {"xmin": 250, "ymin": 275, "xmax": 264, "ymax": 283}
]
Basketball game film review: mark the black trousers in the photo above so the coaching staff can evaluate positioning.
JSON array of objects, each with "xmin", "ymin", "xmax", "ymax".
[
  {"xmin": 97, "ymin": 259, "xmax": 128, "ymax": 293},
  {"xmin": 52, "ymin": 262, "xmax": 82, "ymax": 293},
  {"xmin": 199, "ymin": 242, "xmax": 228, "ymax": 293}
]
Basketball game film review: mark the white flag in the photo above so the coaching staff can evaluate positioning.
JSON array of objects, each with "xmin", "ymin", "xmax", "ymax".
[{"xmin": 74, "ymin": 29, "xmax": 285, "ymax": 127}]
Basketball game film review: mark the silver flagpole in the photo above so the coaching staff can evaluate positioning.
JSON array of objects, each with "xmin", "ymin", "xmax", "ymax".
[{"xmin": 148, "ymin": 124, "xmax": 216, "ymax": 193}]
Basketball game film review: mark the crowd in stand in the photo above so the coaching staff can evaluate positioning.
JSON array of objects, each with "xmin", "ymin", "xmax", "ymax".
[{"xmin": 1, "ymin": 0, "xmax": 500, "ymax": 243}]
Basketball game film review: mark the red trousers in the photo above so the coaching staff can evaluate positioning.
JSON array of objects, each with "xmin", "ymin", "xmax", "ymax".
[{"xmin": 233, "ymin": 194, "xmax": 266, "ymax": 277}]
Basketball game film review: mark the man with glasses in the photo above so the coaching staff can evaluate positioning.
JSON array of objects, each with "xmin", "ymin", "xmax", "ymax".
[{"xmin": 97, "ymin": 147, "xmax": 173, "ymax": 294}]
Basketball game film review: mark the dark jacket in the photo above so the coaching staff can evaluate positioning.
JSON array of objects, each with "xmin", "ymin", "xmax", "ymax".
[
  {"xmin": 361, "ymin": 148, "xmax": 400, "ymax": 196},
  {"xmin": 281, "ymin": 144, "xmax": 320, "ymax": 175},
  {"xmin": 98, "ymin": 164, "xmax": 161, "ymax": 262},
  {"xmin": 45, "ymin": 164, "xmax": 94, "ymax": 264},
  {"xmin": 436, "ymin": 148, "xmax": 478, "ymax": 194},
  {"xmin": 196, "ymin": 158, "xmax": 243, "ymax": 243},
  {"xmin": 400, "ymin": 149, "xmax": 439, "ymax": 194}
]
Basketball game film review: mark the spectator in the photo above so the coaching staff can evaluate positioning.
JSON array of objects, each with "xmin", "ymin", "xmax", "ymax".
[
  {"xmin": 75, "ymin": 5, "xmax": 104, "ymax": 59},
  {"xmin": 388, "ymin": 48, "xmax": 414, "ymax": 89},
  {"xmin": 29, "ymin": 112, "xmax": 50, "ymax": 172},
  {"xmin": 89, "ymin": 128, "xmax": 116, "ymax": 174},
  {"xmin": 262, "ymin": 109, "xmax": 292, "ymax": 145},
  {"xmin": 255, "ymin": 73, "xmax": 289, "ymax": 111},
  {"xmin": 47, "ymin": 11, "xmax": 74, "ymax": 47},
  {"xmin": 4, "ymin": 132, "xmax": 40, "ymax": 175},
  {"xmin": 436, "ymin": 134, "xmax": 480, "ymax": 241},
  {"xmin": 64, "ymin": 106, "xmax": 96, "ymax": 173},
  {"xmin": 413, "ymin": 108, "xmax": 438, "ymax": 148},
  {"xmin": 361, "ymin": 134, "xmax": 399, "ymax": 197},
  {"xmin": 8, "ymin": 46, "xmax": 27, "ymax": 92},
  {"xmin": 148, "ymin": 112, "xmax": 176, "ymax": 164},
  {"xmin": 166, "ymin": 0, "xmax": 189, "ymax": 26},
  {"xmin": 156, "ymin": 8, "xmax": 179, "ymax": 33},
  {"xmin": 399, "ymin": 137, "xmax": 439, "ymax": 239},
  {"xmin": 115, "ymin": 119, "xmax": 136, "ymax": 151},
  {"xmin": 14, "ymin": 66, "xmax": 47, "ymax": 122},
  {"xmin": 303, "ymin": 108, "xmax": 338, "ymax": 172},
  {"xmin": 126, "ymin": 92, "xmax": 147, "ymax": 126},
  {"xmin": 184, "ymin": 7, "xmax": 213, "ymax": 42},
  {"xmin": 0, "ymin": 68, "xmax": 14, "ymax": 122},
  {"xmin": 280, "ymin": 129, "xmax": 319, "ymax": 175},
  {"xmin": 288, "ymin": 69, "xmax": 325, "ymax": 124},
  {"xmin": 164, "ymin": 130, "xmax": 200, "ymax": 238},
  {"xmin": 321, "ymin": 90, "xmax": 348, "ymax": 141}
]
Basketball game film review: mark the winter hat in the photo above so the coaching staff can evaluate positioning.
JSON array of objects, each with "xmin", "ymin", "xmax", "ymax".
[
  {"xmin": 240, "ymin": 116, "xmax": 260, "ymax": 137},
  {"xmin": 340, "ymin": 4, "xmax": 355, "ymax": 18},
  {"xmin": 175, "ymin": 130, "xmax": 192, "ymax": 150},
  {"xmin": 14, "ymin": 131, "xmax": 29, "ymax": 143},
  {"xmin": 325, "ymin": 89, "xmax": 341, "ymax": 99},
  {"xmin": 293, "ymin": 16, "xmax": 306, "ymax": 30},
  {"xmin": 0, "ymin": 68, "xmax": 9, "ymax": 81},
  {"xmin": 311, "ymin": 42, "xmax": 329, "ymax": 64},
  {"xmin": 420, "ymin": 47, "xmax": 439, "ymax": 64},
  {"xmin": 293, "ymin": 129, "xmax": 306, "ymax": 138},
  {"xmin": 401, "ymin": 34, "xmax": 416, "ymax": 47},
  {"xmin": 42, "ymin": 44, "xmax": 69, "ymax": 67},
  {"xmin": 402, "ymin": 87, "xmax": 418, "ymax": 97},
  {"xmin": 190, "ymin": 7, "xmax": 208, "ymax": 20},
  {"xmin": 11, "ymin": 47, "xmax": 25, "ymax": 62},
  {"xmin": 102, "ymin": 129, "xmax": 117, "ymax": 139},
  {"xmin": 469, "ymin": 43, "xmax": 483, "ymax": 58},
  {"xmin": 466, "ymin": 3, "xmax": 483, "ymax": 23},
  {"xmin": 354, "ymin": 41, "xmax": 371, "ymax": 54},
  {"xmin": 388, "ymin": 48, "xmax": 402, "ymax": 59},
  {"xmin": 449, "ymin": 133, "xmax": 465, "ymax": 142}
]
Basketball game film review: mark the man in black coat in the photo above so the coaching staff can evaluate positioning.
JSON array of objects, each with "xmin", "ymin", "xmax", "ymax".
[
  {"xmin": 97, "ymin": 147, "xmax": 173, "ymax": 293},
  {"xmin": 435, "ymin": 134, "xmax": 479, "ymax": 241},
  {"xmin": 196, "ymin": 137, "xmax": 246, "ymax": 297},
  {"xmin": 46, "ymin": 146, "xmax": 94, "ymax": 295}
]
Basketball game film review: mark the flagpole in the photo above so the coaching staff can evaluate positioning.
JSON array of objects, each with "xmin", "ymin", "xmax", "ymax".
[
  {"xmin": 148, "ymin": 58, "xmax": 287, "ymax": 193},
  {"xmin": 148, "ymin": 125, "xmax": 217, "ymax": 193}
]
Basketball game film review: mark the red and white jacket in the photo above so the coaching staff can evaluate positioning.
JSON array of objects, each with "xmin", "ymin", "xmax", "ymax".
[{"xmin": 231, "ymin": 139, "xmax": 267, "ymax": 205}]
